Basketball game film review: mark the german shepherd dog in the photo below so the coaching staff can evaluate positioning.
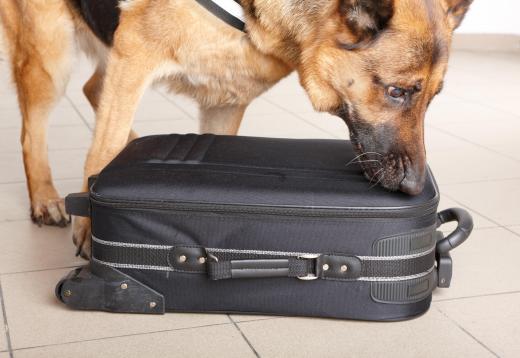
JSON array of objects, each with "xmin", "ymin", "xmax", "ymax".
[{"xmin": 0, "ymin": 0, "xmax": 472, "ymax": 258}]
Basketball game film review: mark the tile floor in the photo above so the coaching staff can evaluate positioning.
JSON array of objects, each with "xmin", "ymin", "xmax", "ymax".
[{"xmin": 0, "ymin": 49, "xmax": 519, "ymax": 357}]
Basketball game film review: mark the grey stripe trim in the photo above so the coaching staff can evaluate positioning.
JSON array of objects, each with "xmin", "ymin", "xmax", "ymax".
[
  {"xmin": 92, "ymin": 257, "xmax": 174, "ymax": 272},
  {"xmin": 93, "ymin": 236, "xmax": 172, "ymax": 250},
  {"xmin": 92, "ymin": 235, "xmax": 434, "ymax": 261},
  {"xmin": 92, "ymin": 256, "xmax": 434, "ymax": 282},
  {"xmin": 358, "ymin": 245, "xmax": 436, "ymax": 261},
  {"xmin": 358, "ymin": 266, "xmax": 435, "ymax": 282}
]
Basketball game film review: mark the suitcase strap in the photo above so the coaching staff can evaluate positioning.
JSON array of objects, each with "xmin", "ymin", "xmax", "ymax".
[{"xmin": 91, "ymin": 236, "xmax": 436, "ymax": 282}]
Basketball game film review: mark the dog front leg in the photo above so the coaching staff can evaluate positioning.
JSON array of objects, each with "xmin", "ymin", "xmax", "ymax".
[
  {"xmin": 83, "ymin": 66, "xmax": 139, "ymax": 143},
  {"xmin": 199, "ymin": 104, "xmax": 247, "ymax": 135},
  {"xmin": 73, "ymin": 54, "xmax": 158, "ymax": 258}
]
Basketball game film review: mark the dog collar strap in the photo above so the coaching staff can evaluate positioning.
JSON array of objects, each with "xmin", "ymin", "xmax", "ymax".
[{"xmin": 195, "ymin": 0, "xmax": 246, "ymax": 32}]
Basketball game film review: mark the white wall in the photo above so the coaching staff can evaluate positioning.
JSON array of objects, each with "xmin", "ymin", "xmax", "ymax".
[{"xmin": 457, "ymin": 0, "xmax": 520, "ymax": 35}]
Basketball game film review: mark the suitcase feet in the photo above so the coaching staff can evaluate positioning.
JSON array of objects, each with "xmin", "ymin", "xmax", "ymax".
[{"xmin": 56, "ymin": 261, "xmax": 165, "ymax": 314}]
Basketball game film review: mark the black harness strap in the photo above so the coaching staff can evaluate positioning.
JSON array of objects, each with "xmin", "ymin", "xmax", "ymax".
[{"xmin": 195, "ymin": 0, "xmax": 246, "ymax": 32}]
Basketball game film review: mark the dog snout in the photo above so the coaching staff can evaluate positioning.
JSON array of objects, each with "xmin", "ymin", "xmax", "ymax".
[{"xmin": 398, "ymin": 159, "xmax": 426, "ymax": 195}]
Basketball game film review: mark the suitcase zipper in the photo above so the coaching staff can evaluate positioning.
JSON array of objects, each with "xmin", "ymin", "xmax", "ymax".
[{"xmin": 89, "ymin": 193, "xmax": 438, "ymax": 219}]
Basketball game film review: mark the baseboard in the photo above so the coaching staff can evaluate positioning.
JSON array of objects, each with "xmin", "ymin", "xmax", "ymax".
[{"xmin": 452, "ymin": 33, "xmax": 520, "ymax": 52}]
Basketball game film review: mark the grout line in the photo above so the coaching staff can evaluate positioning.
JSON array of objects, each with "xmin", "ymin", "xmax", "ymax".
[
  {"xmin": 154, "ymin": 90, "xmax": 197, "ymax": 120},
  {"xmin": 0, "ymin": 279, "xmax": 14, "ymax": 358},
  {"xmin": 11, "ymin": 321, "xmax": 234, "ymax": 353},
  {"xmin": 261, "ymin": 97, "xmax": 342, "ymax": 139},
  {"xmin": 446, "ymin": 91, "xmax": 520, "ymax": 121},
  {"xmin": 435, "ymin": 306, "xmax": 500, "ymax": 358},
  {"xmin": 0, "ymin": 177, "xmax": 83, "ymax": 186},
  {"xmin": 427, "ymin": 124, "xmax": 520, "ymax": 164},
  {"xmin": 65, "ymin": 95, "xmax": 94, "ymax": 132},
  {"xmin": 263, "ymin": 98, "xmax": 341, "ymax": 137},
  {"xmin": 442, "ymin": 193, "xmax": 520, "ymax": 240},
  {"xmin": 0, "ymin": 264, "xmax": 85, "ymax": 277},
  {"xmin": 434, "ymin": 290, "xmax": 520, "ymax": 303},
  {"xmin": 227, "ymin": 315, "xmax": 260, "ymax": 358},
  {"xmin": 437, "ymin": 176, "xmax": 520, "ymax": 186}
]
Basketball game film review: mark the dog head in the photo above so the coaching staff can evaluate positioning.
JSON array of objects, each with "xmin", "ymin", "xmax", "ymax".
[{"xmin": 297, "ymin": 0, "xmax": 472, "ymax": 194}]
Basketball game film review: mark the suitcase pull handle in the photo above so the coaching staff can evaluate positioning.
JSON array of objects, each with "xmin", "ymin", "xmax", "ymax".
[
  {"xmin": 435, "ymin": 208, "xmax": 473, "ymax": 288},
  {"xmin": 65, "ymin": 192, "xmax": 90, "ymax": 217},
  {"xmin": 436, "ymin": 208, "xmax": 473, "ymax": 254}
]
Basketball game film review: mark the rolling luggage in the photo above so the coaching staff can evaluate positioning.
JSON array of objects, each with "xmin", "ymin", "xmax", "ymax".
[{"xmin": 57, "ymin": 134, "xmax": 472, "ymax": 321}]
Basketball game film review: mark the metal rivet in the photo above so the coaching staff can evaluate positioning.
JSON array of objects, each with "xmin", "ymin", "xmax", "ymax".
[
  {"xmin": 149, "ymin": 301, "xmax": 157, "ymax": 309},
  {"xmin": 63, "ymin": 290, "xmax": 72, "ymax": 297},
  {"xmin": 179, "ymin": 255, "xmax": 187, "ymax": 263},
  {"xmin": 198, "ymin": 257, "xmax": 206, "ymax": 264},
  {"xmin": 340, "ymin": 265, "xmax": 348, "ymax": 272},
  {"xmin": 322, "ymin": 264, "xmax": 330, "ymax": 271},
  {"xmin": 120, "ymin": 283, "xmax": 128, "ymax": 290},
  {"xmin": 441, "ymin": 278, "xmax": 446, "ymax": 284}
]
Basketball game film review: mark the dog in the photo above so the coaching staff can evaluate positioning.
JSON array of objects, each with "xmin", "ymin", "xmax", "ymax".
[{"xmin": 0, "ymin": 0, "xmax": 472, "ymax": 258}]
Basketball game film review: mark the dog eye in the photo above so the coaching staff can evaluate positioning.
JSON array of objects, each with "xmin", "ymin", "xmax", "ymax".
[{"xmin": 387, "ymin": 86, "xmax": 406, "ymax": 99}]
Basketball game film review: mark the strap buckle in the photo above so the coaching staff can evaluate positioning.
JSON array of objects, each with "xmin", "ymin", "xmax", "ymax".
[{"xmin": 296, "ymin": 254, "xmax": 320, "ymax": 281}]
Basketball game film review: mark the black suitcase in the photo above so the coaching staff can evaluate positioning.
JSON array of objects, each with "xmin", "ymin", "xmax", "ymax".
[{"xmin": 57, "ymin": 134, "xmax": 472, "ymax": 321}]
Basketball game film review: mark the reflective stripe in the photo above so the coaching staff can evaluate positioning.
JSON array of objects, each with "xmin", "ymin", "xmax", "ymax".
[{"xmin": 211, "ymin": 0, "xmax": 245, "ymax": 21}]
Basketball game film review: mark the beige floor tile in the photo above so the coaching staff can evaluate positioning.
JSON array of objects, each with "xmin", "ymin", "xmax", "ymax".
[
  {"xmin": 0, "ymin": 298, "xmax": 7, "ymax": 352},
  {"xmin": 74, "ymin": 99, "xmax": 192, "ymax": 128},
  {"xmin": 432, "ymin": 228, "xmax": 520, "ymax": 301},
  {"xmin": 437, "ymin": 196, "xmax": 496, "ymax": 231},
  {"xmin": 229, "ymin": 315, "xmax": 278, "ymax": 323},
  {"xmin": 0, "ymin": 91, "xmax": 19, "ymax": 111},
  {"xmin": 0, "ymin": 179, "xmax": 82, "ymax": 223},
  {"xmin": 292, "ymin": 112, "xmax": 350, "ymax": 139},
  {"xmin": 442, "ymin": 179, "xmax": 520, "ymax": 226},
  {"xmin": 244, "ymin": 98, "xmax": 290, "ymax": 116},
  {"xmin": 238, "ymin": 309, "xmax": 493, "ymax": 358},
  {"xmin": 239, "ymin": 113, "xmax": 335, "ymax": 139},
  {"xmin": 431, "ymin": 119, "xmax": 520, "ymax": 153},
  {"xmin": 424, "ymin": 126, "xmax": 470, "ymax": 151},
  {"xmin": 262, "ymin": 73, "xmax": 307, "ymax": 98},
  {"xmin": 161, "ymin": 93, "xmax": 199, "ymax": 119},
  {"xmin": 262, "ymin": 94, "xmax": 316, "ymax": 114},
  {"xmin": 0, "ymin": 353, "xmax": 9, "ymax": 358},
  {"xmin": 0, "ymin": 149, "xmax": 86, "ymax": 184},
  {"xmin": 493, "ymin": 145, "xmax": 520, "ymax": 162},
  {"xmin": 1, "ymin": 269, "xmax": 230, "ymax": 349},
  {"xmin": 436, "ymin": 293, "xmax": 520, "ymax": 358},
  {"xmin": 0, "ymin": 101, "xmax": 86, "ymax": 130},
  {"xmin": 427, "ymin": 144, "xmax": 520, "ymax": 185},
  {"xmin": 0, "ymin": 221, "xmax": 84, "ymax": 274},
  {"xmin": 132, "ymin": 119, "xmax": 199, "ymax": 137},
  {"xmin": 508, "ymin": 226, "xmax": 520, "ymax": 236},
  {"xmin": 13, "ymin": 324, "xmax": 254, "ymax": 358},
  {"xmin": 0, "ymin": 125, "xmax": 91, "ymax": 154},
  {"xmin": 426, "ymin": 96, "xmax": 518, "ymax": 125}
]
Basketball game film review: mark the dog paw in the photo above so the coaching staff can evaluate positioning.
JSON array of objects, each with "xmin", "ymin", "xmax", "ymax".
[
  {"xmin": 31, "ymin": 197, "xmax": 70, "ymax": 227},
  {"xmin": 73, "ymin": 216, "xmax": 92, "ymax": 260}
]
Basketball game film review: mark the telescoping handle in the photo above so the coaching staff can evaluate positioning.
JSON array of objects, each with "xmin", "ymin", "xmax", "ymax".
[{"xmin": 435, "ymin": 208, "xmax": 473, "ymax": 288}]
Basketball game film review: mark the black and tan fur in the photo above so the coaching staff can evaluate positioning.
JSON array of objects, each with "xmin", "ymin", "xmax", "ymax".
[{"xmin": 0, "ymin": 0, "xmax": 472, "ymax": 258}]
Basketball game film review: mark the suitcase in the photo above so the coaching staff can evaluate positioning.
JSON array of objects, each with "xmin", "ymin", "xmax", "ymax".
[{"xmin": 57, "ymin": 134, "xmax": 472, "ymax": 321}]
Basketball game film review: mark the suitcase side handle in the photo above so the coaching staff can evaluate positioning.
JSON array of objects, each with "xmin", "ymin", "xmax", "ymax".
[
  {"xmin": 436, "ymin": 208, "xmax": 473, "ymax": 254},
  {"xmin": 435, "ymin": 208, "xmax": 473, "ymax": 288},
  {"xmin": 65, "ymin": 192, "xmax": 90, "ymax": 217}
]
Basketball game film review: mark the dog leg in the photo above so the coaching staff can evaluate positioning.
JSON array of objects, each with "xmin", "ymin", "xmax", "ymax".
[
  {"xmin": 2, "ymin": 1, "xmax": 74, "ymax": 226},
  {"xmin": 73, "ymin": 52, "xmax": 158, "ymax": 258},
  {"xmin": 83, "ymin": 65, "xmax": 139, "ymax": 143},
  {"xmin": 199, "ymin": 104, "xmax": 247, "ymax": 135}
]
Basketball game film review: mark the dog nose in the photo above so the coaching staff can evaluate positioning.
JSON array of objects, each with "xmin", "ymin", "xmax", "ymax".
[{"xmin": 399, "ymin": 174, "xmax": 426, "ymax": 195}]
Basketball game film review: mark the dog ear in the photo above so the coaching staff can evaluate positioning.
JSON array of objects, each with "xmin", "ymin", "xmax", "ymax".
[
  {"xmin": 339, "ymin": 0, "xmax": 394, "ymax": 47},
  {"xmin": 442, "ymin": 0, "xmax": 473, "ymax": 29}
]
